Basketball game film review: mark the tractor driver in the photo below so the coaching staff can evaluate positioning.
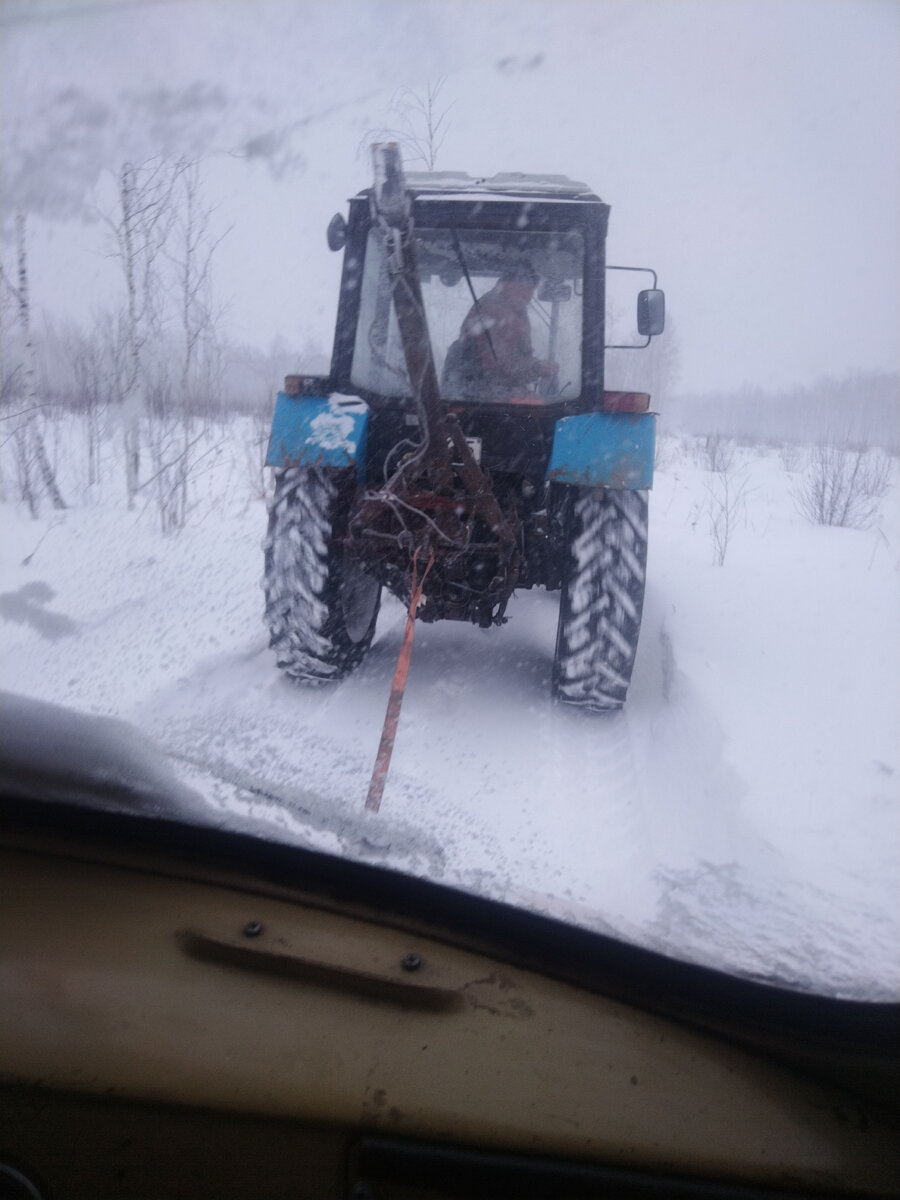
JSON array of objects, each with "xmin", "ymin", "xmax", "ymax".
[{"xmin": 442, "ymin": 261, "xmax": 556, "ymax": 399}]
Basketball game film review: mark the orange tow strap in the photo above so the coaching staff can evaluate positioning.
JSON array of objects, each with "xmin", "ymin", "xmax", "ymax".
[{"xmin": 365, "ymin": 549, "xmax": 435, "ymax": 813}]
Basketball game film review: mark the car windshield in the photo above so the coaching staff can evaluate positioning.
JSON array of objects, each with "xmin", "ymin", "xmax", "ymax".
[{"xmin": 1, "ymin": 0, "xmax": 897, "ymax": 1003}]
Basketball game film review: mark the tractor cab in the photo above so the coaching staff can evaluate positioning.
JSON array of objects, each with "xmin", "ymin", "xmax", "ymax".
[{"xmin": 330, "ymin": 172, "xmax": 610, "ymax": 415}]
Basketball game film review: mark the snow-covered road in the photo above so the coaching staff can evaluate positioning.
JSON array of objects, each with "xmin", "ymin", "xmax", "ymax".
[{"xmin": 2, "ymin": 430, "xmax": 897, "ymax": 998}]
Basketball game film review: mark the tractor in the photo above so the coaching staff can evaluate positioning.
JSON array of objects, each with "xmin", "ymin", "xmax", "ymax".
[{"xmin": 264, "ymin": 145, "xmax": 664, "ymax": 710}]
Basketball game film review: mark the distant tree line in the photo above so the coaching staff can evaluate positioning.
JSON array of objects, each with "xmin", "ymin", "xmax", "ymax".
[{"xmin": 662, "ymin": 371, "xmax": 899, "ymax": 453}]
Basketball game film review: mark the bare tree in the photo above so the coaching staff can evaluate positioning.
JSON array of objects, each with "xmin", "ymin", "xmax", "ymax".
[
  {"xmin": 794, "ymin": 442, "xmax": 891, "ymax": 529},
  {"xmin": 0, "ymin": 212, "xmax": 67, "ymax": 513},
  {"xmin": 244, "ymin": 391, "xmax": 276, "ymax": 504},
  {"xmin": 165, "ymin": 159, "xmax": 230, "ymax": 526},
  {"xmin": 60, "ymin": 315, "xmax": 120, "ymax": 494},
  {"xmin": 0, "ymin": 360, "xmax": 35, "ymax": 514},
  {"xmin": 360, "ymin": 79, "xmax": 453, "ymax": 171},
  {"xmin": 103, "ymin": 158, "xmax": 183, "ymax": 507},
  {"xmin": 142, "ymin": 367, "xmax": 204, "ymax": 533},
  {"xmin": 706, "ymin": 468, "xmax": 749, "ymax": 566},
  {"xmin": 98, "ymin": 156, "xmax": 230, "ymax": 529}
]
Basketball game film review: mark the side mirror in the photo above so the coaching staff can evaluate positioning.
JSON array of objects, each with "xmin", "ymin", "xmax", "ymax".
[
  {"xmin": 326, "ymin": 213, "xmax": 347, "ymax": 252},
  {"xmin": 538, "ymin": 280, "xmax": 572, "ymax": 303},
  {"xmin": 637, "ymin": 289, "xmax": 665, "ymax": 337}
]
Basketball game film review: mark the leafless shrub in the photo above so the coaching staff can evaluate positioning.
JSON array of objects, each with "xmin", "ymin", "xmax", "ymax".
[
  {"xmin": 778, "ymin": 442, "xmax": 802, "ymax": 472},
  {"xmin": 244, "ymin": 400, "xmax": 275, "ymax": 505},
  {"xmin": 706, "ymin": 470, "xmax": 749, "ymax": 566},
  {"xmin": 654, "ymin": 432, "xmax": 678, "ymax": 473},
  {"xmin": 701, "ymin": 432, "xmax": 735, "ymax": 473},
  {"xmin": 794, "ymin": 442, "xmax": 891, "ymax": 529},
  {"xmin": 63, "ymin": 324, "xmax": 111, "ymax": 491},
  {"xmin": 140, "ymin": 409, "xmax": 227, "ymax": 534}
]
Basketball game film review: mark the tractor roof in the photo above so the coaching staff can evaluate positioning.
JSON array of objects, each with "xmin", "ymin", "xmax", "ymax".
[{"xmin": 355, "ymin": 170, "xmax": 602, "ymax": 205}]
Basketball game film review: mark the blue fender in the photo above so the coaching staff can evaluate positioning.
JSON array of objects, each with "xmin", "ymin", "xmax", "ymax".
[
  {"xmin": 546, "ymin": 411, "xmax": 655, "ymax": 490},
  {"xmin": 266, "ymin": 393, "xmax": 369, "ymax": 480}
]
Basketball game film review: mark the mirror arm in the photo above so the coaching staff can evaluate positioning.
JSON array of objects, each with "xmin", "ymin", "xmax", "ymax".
[
  {"xmin": 605, "ymin": 336, "xmax": 652, "ymax": 350},
  {"xmin": 607, "ymin": 264, "xmax": 659, "ymax": 288}
]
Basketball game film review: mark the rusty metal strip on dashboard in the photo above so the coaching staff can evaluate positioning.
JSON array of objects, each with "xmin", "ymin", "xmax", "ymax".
[{"xmin": 177, "ymin": 930, "xmax": 464, "ymax": 1013}]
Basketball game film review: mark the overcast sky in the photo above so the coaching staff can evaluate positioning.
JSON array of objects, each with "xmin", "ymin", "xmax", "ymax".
[{"xmin": 1, "ymin": 0, "xmax": 898, "ymax": 395}]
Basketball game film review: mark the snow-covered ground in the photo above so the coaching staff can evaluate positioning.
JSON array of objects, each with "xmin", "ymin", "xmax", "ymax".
[{"xmin": 1, "ymin": 421, "xmax": 898, "ymax": 999}]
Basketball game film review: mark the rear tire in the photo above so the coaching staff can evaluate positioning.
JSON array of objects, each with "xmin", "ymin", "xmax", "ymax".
[
  {"xmin": 552, "ymin": 487, "xmax": 648, "ymax": 711},
  {"xmin": 264, "ymin": 466, "xmax": 381, "ymax": 683}
]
